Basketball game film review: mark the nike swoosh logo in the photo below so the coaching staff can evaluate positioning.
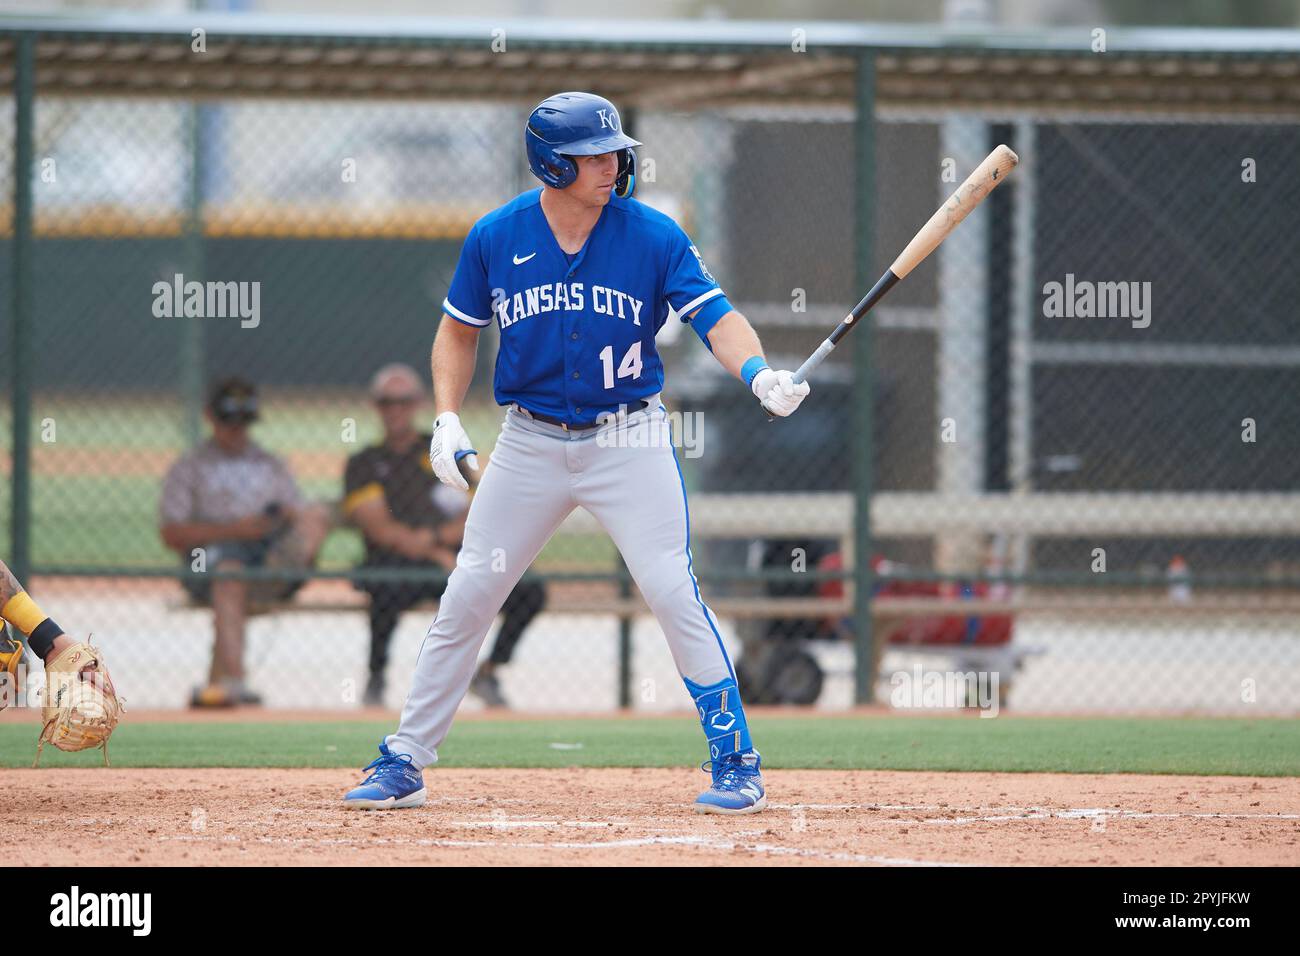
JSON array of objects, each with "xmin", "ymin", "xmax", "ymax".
[{"xmin": 513, "ymin": 252, "xmax": 536, "ymax": 265}]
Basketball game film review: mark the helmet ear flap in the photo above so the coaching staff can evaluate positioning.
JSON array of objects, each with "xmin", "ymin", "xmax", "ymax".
[
  {"xmin": 545, "ymin": 154, "xmax": 578, "ymax": 188},
  {"xmin": 615, "ymin": 148, "xmax": 636, "ymax": 199}
]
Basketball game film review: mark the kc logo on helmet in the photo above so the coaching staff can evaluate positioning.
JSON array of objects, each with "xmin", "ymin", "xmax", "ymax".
[{"xmin": 597, "ymin": 108, "xmax": 619, "ymax": 131}]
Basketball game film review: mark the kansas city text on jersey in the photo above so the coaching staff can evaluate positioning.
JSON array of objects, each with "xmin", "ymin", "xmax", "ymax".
[{"xmin": 492, "ymin": 282, "xmax": 645, "ymax": 329}]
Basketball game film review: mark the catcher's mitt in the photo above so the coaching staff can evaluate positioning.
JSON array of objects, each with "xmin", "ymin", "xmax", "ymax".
[{"xmin": 34, "ymin": 641, "xmax": 123, "ymax": 767}]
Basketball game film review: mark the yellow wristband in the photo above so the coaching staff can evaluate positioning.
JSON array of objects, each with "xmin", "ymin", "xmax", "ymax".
[{"xmin": 1, "ymin": 591, "xmax": 47, "ymax": 636}]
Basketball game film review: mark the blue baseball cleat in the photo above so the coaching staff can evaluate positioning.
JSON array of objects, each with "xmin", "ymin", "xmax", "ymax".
[
  {"xmin": 343, "ymin": 742, "xmax": 427, "ymax": 811},
  {"xmin": 694, "ymin": 750, "xmax": 766, "ymax": 815}
]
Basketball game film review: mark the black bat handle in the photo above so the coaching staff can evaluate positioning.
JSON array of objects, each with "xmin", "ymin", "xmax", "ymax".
[{"xmin": 763, "ymin": 269, "xmax": 901, "ymax": 420}]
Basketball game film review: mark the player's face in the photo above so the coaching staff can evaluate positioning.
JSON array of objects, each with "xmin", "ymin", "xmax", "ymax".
[{"xmin": 568, "ymin": 151, "xmax": 620, "ymax": 206}]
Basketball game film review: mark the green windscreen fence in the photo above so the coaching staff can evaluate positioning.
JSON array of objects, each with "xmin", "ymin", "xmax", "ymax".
[{"xmin": 3, "ymin": 25, "xmax": 1299, "ymax": 714}]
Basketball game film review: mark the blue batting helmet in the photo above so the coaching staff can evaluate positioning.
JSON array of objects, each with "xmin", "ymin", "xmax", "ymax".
[{"xmin": 525, "ymin": 92, "xmax": 641, "ymax": 198}]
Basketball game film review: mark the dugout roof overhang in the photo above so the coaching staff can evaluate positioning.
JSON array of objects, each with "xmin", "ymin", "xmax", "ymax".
[{"xmin": 0, "ymin": 14, "xmax": 1298, "ymax": 113}]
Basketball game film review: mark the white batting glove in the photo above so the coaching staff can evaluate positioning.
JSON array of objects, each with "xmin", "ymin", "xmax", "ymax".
[
  {"xmin": 429, "ymin": 411, "xmax": 479, "ymax": 491},
  {"xmin": 752, "ymin": 368, "xmax": 811, "ymax": 418}
]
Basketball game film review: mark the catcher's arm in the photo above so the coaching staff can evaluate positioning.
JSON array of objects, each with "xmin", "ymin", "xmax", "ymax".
[
  {"xmin": 0, "ymin": 559, "xmax": 21, "ymax": 608},
  {"xmin": 0, "ymin": 557, "xmax": 71, "ymax": 660},
  {"xmin": 0, "ymin": 560, "xmax": 123, "ymax": 761},
  {"xmin": 34, "ymin": 641, "xmax": 123, "ymax": 767}
]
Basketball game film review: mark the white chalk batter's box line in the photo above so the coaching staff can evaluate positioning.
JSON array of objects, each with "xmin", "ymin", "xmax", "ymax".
[
  {"xmin": 35, "ymin": 804, "xmax": 1300, "ymax": 832},
  {"xmin": 155, "ymin": 832, "xmax": 967, "ymax": 867},
  {"xmin": 428, "ymin": 804, "xmax": 1300, "ymax": 826},
  {"xmin": 433, "ymin": 809, "xmax": 1300, "ymax": 828},
  {"xmin": 354, "ymin": 794, "xmax": 1300, "ymax": 822},
  {"xmin": 432, "ymin": 809, "xmax": 1300, "ymax": 832},
  {"xmin": 141, "ymin": 799, "xmax": 1300, "ymax": 867},
  {"xmin": 770, "ymin": 803, "xmax": 1300, "ymax": 825}
]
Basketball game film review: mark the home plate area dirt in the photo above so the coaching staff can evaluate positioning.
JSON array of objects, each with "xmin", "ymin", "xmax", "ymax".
[{"xmin": 5, "ymin": 768, "xmax": 1297, "ymax": 866}]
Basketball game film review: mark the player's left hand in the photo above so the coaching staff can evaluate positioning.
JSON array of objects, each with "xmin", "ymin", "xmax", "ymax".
[
  {"xmin": 752, "ymin": 368, "xmax": 810, "ymax": 418},
  {"xmin": 430, "ymin": 412, "xmax": 480, "ymax": 491}
]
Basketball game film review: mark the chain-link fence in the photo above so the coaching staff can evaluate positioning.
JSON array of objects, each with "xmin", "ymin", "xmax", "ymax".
[{"xmin": 3, "ymin": 20, "xmax": 1299, "ymax": 715}]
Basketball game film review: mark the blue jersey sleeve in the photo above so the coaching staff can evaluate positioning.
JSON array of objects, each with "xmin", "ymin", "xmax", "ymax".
[
  {"xmin": 443, "ymin": 223, "xmax": 495, "ymax": 329},
  {"xmin": 665, "ymin": 228, "xmax": 732, "ymax": 345}
]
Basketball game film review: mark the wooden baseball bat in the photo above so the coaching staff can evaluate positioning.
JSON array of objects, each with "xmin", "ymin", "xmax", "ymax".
[{"xmin": 763, "ymin": 144, "xmax": 1019, "ymax": 416}]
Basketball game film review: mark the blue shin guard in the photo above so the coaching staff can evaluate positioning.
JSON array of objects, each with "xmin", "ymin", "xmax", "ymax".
[
  {"xmin": 683, "ymin": 675, "xmax": 752, "ymax": 762},
  {"xmin": 684, "ymin": 675, "xmax": 766, "ymax": 813}
]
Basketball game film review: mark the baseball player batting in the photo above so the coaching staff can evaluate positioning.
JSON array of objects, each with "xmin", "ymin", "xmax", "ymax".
[{"xmin": 344, "ymin": 91, "xmax": 810, "ymax": 815}]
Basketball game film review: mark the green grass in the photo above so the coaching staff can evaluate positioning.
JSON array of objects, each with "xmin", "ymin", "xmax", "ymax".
[{"xmin": 4, "ymin": 715, "xmax": 1297, "ymax": 776}]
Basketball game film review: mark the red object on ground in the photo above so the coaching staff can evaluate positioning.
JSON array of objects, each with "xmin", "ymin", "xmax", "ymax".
[{"xmin": 816, "ymin": 552, "xmax": 1013, "ymax": 646}]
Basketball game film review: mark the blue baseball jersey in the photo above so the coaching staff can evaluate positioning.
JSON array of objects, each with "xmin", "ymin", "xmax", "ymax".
[{"xmin": 442, "ymin": 188, "xmax": 733, "ymax": 425}]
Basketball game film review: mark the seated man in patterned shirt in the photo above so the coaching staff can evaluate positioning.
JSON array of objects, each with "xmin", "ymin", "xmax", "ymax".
[
  {"xmin": 344, "ymin": 364, "xmax": 546, "ymax": 708},
  {"xmin": 160, "ymin": 377, "xmax": 331, "ymax": 707}
]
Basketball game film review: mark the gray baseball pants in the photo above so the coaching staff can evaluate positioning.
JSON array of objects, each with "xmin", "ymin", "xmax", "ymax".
[{"xmin": 386, "ymin": 397, "xmax": 734, "ymax": 768}]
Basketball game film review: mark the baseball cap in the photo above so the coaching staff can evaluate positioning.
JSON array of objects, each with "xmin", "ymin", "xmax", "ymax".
[{"xmin": 208, "ymin": 377, "xmax": 260, "ymax": 424}]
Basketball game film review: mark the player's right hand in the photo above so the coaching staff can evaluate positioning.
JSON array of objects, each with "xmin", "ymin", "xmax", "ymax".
[{"xmin": 430, "ymin": 411, "xmax": 479, "ymax": 491}]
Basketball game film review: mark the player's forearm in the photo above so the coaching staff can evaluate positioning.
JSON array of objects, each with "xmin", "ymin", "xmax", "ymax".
[
  {"xmin": 704, "ymin": 310, "xmax": 766, "ymax": 381},
  {"xmin": 432, "ymin": 316, "xmax": 481, "ymax": 416},
  {"xmin": 0, "ymin": 558, "xmax": 66, "ymax": 655}
]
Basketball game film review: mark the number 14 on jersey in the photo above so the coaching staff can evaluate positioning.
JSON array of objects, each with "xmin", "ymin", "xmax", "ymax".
[{"xmin": 599, "ymin": 342, "xmax": 643, "ymax": 389}]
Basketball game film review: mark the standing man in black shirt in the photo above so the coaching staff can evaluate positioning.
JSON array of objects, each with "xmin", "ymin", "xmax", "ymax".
[{"xmin": 344, "ymin": 364, "xmax": 546, "ymax": 707}]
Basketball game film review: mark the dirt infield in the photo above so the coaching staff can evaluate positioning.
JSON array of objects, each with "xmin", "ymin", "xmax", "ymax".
[{"xmin": 5, "ymin": 767, "xmax": 1296, "ymax": 866}]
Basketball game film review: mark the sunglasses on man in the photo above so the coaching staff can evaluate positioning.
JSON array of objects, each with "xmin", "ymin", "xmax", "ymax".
[{"xmin": 212, "ymin": 397, "xmax": 259, "ymax": 424}]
